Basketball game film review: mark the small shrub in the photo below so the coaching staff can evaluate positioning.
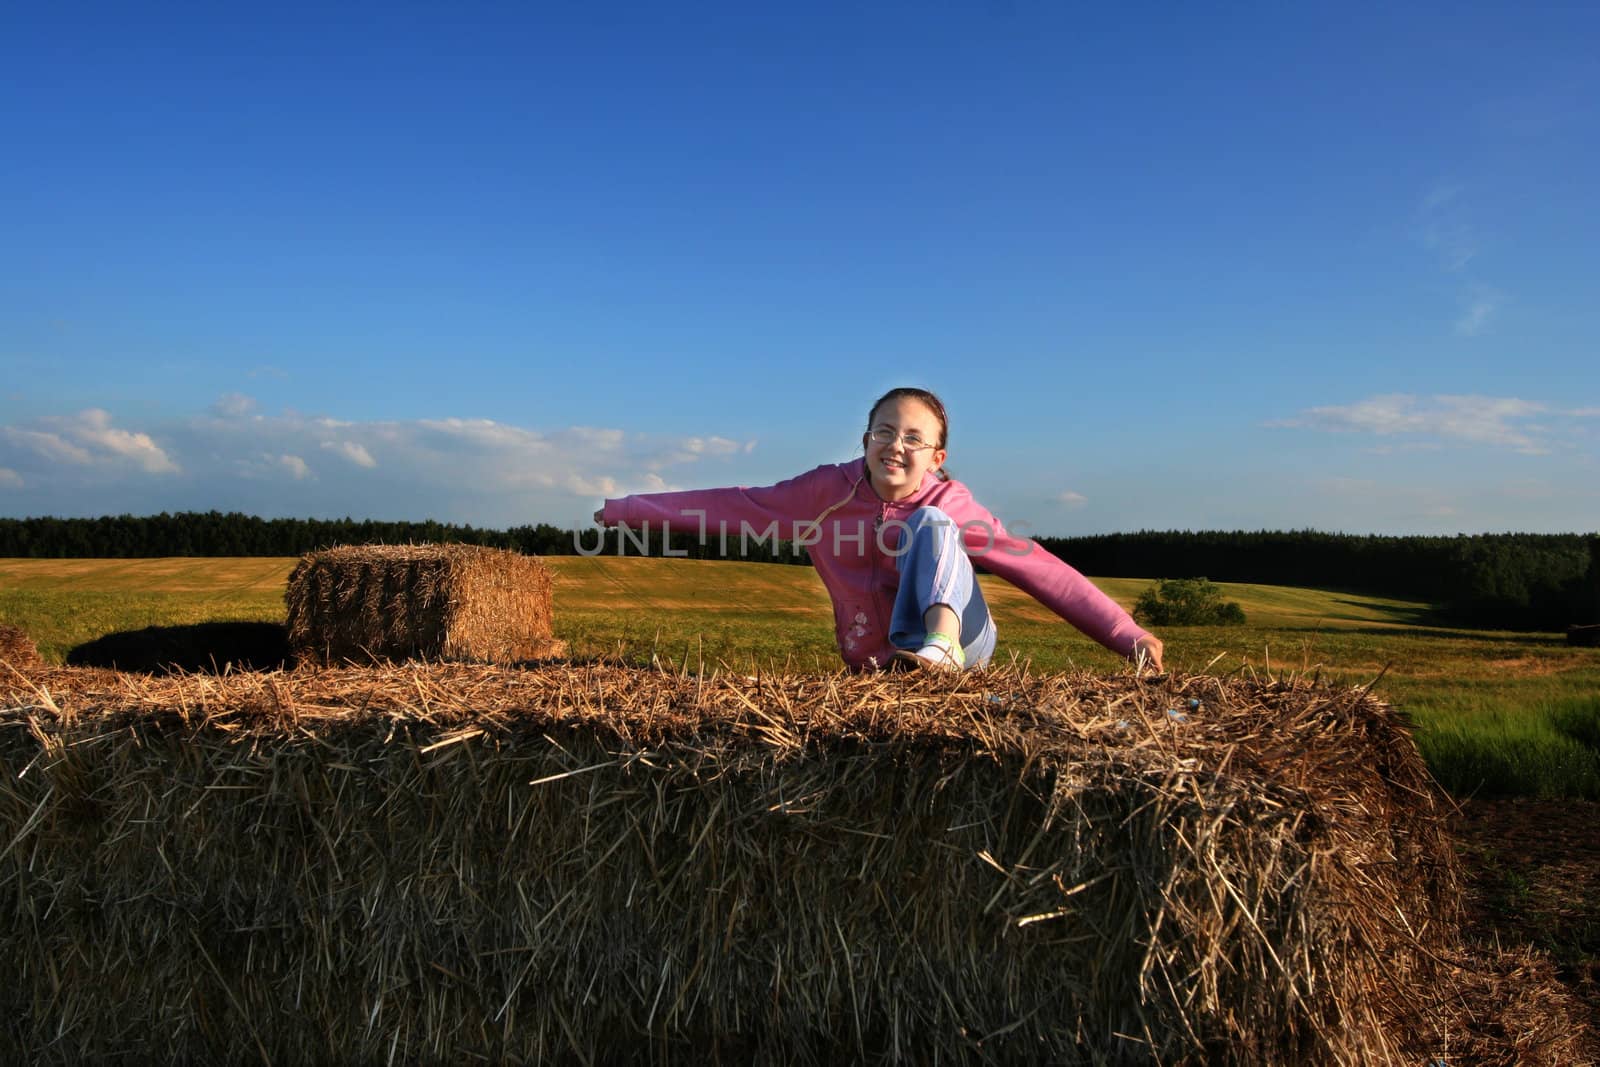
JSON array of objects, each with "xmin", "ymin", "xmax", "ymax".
[{"xmin": 1133, "ymin": 577, "xmax": 1247, "ymax": 627}]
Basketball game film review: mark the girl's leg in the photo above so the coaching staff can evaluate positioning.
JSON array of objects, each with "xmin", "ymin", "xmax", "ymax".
[{"xmin": 888, "ymin": 506, "xmax": 997, "ymax": 668}]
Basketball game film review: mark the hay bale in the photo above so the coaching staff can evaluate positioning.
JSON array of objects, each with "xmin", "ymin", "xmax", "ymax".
[
  {"xmin": 285, "ymin": 543, "xmax": 565, "ymax": 665},
  {"xmin": 0, "ymin": 664, "xmax": 1587, "ymax": 1065},
  {"xmin": 0, "ymin": 622, "xmax": 42, "ymax": 669}
]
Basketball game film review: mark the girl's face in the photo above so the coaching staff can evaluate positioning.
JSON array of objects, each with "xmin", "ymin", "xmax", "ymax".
[{"xmin": 864, "ymin": 396, "xmax": 947, "ymax": 501}]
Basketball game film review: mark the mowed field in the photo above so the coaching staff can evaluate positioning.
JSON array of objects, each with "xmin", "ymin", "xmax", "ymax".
[
  {"xmin": 3, "ymin": 554, "xmax": 1599, "ymax": 801},
  {"xmin": 4, "ymin": 554, "xmax": 1600, "ymax": 988}
]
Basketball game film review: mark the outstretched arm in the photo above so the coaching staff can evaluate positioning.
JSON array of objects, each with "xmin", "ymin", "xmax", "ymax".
[
  {"xmin": 938, "ymin": 484, "xmax": 1161, "ymax": 666},
  {"xmin": 594, "ymin": 465, "xmax": 851, "ymax": 542}
]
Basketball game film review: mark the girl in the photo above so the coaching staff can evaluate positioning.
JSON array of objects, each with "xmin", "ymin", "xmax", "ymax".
[{"xmin": 593, "ymin": 387, "xmax": 1163, "ymax": 673}]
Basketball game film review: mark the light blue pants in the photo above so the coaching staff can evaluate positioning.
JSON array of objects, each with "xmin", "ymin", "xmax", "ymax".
[{"xmin": 888, "ymin": 506, "xmax": 997, "ymax": 669}]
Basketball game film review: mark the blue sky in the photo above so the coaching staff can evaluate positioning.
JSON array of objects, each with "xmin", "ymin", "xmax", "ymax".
[{"xmin": 3, "ymin": 2, "xmax": 1597, "ymax": 536}]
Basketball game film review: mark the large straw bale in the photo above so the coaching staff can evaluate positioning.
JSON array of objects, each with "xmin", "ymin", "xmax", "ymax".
[
  {"xmin": 0, "ymin": 622, "xmax": 42, "ymax": 669},
  {"xmin": 0, "ymin": 663, "xmax": 1589, "ymax": 1065},
  {"xmin": 285, "ymin": 543, "xmax": 564, "ymax": 665}
]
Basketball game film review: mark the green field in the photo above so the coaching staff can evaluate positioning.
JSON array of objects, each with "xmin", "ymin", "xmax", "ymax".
[{"xmin": 4, "ymin": 555, "xmax": 1598, "ymax": 799}]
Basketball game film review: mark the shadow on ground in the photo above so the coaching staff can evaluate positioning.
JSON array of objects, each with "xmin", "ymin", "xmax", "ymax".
[
  {"xmin": 68, "ymin": 622, "xmax": 291, "ymax": 674},
  {"xmin": 1325, "ymin": 597, "xmax": 1435, "ymax": 626}
]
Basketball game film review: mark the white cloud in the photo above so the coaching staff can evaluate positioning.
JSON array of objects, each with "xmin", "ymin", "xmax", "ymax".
[
  {"xmin": 404, "ymin": 418, "xmax": 752, "ymax": 491},
  {"xmin": 1273, "ymin": 393, "xmax": 1579, "ymax": 455},
  {"xmin": 1414, "ymin": 185, "xmax": 1508, "ymax": 338},
  {"xmin": 0, "ymin": 403, "xmax": 755, "ymax": 523},
  {"xmin": 0, "ymin": 467, "xmax": 22, "ymax": 489},
  {"xmin": 3, "ymin": 426, "xmax": 93, "ymax": 464},
  {"xmin": 647, "ymin": 435, "xmax": 751, "ymax": 470},
  {"xmin": 232, "ymin": 452, "xmax": 314, "ymax": 482},
  {"xmin": 1058, "ymin": 490, "xmax": 1088, "ymax": 507},
  {"xmin": 566, "ymin": 426, "xmax": 626, "ymax": 452},
  {"xmin": 417, "ymin": 418, "xmax": 552, "ymax": 454},
  {"xmin": 70, "ymin": 410, "xmax": 178, "ymax": 472},
  {"xmin": 1455, "ymin": 285, "xmax": 1501, "ymax": 336},
  {"xmin": 683, "ymin": 436, "xmax": 744, "ymax": 456},
  {"xmin": 321, "ymin": 440, "xmax": 377, "ymax": 468},
  {"xmin": 211, "ymin": 392, "xmax": 258, "ymax": 417},
  {"xmin": 1417, "ymin": 184, "xmax": 1478, "ymax": 272},
  {"xmin": 4, "ymin": 410, "xmax": 178, "ymax": 473},
  {"xmin": 635, "ymin": 473, "xmax": 671, "ymax": 492},
  {"xmin": 571, "ymin": 474, "xmax": 620, "ymax": 497},
  {"xmin": 279, "ymin": 455, "xmax": 312, "ymax": 480}
]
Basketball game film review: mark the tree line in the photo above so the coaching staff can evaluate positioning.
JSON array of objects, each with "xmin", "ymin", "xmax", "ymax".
[
  {"xmin": 1036, "ymin": 529, "xmax": 1600, "ymax": 631},
  {"xmin": 2, "ymin": 512, "xmax": 1596, "ymax": 631},
  {"xmin": 0, "ymin": 512, "xmax": 809, "ymax": 566}
]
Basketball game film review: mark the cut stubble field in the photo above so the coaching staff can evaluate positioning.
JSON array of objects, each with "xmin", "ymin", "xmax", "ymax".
[
  {"xmin": 5, "ymin": 554, "xmax": 1598, "ymax": 799},
  {"xmin": 2, "ymin": 553, "xmax": 1598, "ymax": 1021}
]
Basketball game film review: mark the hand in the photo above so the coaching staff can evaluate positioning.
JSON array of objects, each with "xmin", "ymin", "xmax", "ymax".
[
  {"xmin": 1133, "ymin": 634, "xmax": 1164, "ymax": 672},
  {"xmin": 593, "ymin": 508, "xmax": 607, "ymax": 526}
]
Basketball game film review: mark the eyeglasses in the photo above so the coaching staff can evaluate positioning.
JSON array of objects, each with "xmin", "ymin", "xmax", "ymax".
[{"xmin": 868, "ymin": 428, "xmax": 938, "ymax": 451}]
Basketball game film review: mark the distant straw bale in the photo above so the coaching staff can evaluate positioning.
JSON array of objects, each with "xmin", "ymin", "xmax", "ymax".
[
  {"xmin": 0, "ymin": 663, "xmax": 1590, "ymax": 1065},
  {"xmin": 0, "ymin": 623, "xmax": 42, "ymax": 669},
  {"xmin": 285, "ymin": 543, "xmax": 565, "ymax": 665}
]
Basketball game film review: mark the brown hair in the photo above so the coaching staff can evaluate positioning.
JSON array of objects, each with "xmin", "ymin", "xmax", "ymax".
[{"xmin": 865, "ymin": 387, "xmax": 951, "ymax": 481}]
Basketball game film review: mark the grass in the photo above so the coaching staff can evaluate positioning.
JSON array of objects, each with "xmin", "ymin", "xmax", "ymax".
[
  {"xmin": 4, "ymin": 555, "xmax": 1599, "ymax": 798},
  {"xmin": 0, "ymin": 557, "xmax": 289, "ymax": 668}
]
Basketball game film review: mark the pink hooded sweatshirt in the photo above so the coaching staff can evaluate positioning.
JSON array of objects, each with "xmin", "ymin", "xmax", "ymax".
[{"xmin": 600, "ymin": 458, "xmax": 1150, "ymax": 671}]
